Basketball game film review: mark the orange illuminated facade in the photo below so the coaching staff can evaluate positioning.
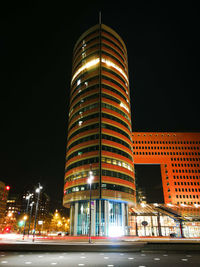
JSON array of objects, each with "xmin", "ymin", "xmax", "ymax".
[
  {"xmin": 63, "ymin": 23, "xmax": 135, "ymax": 236},
  {"xmin": 132, "ymin": 132, "xmax": 200, "ymax": 205},
  {"xmin": 63, "ymin": 23, "xmax": 200, "ymax": 236}
]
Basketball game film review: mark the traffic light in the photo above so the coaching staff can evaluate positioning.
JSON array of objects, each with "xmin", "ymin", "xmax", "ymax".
[
  {"xmin": 5, "ymin": 185, "xmax": 10, "ymax": 191},
  {"xmin": 18, "ymin": 221, "xmax": 24, "ymax": 227},
  {"xmin": 4, "ymin": 226, "xmax": 11, "ymax": 233}
]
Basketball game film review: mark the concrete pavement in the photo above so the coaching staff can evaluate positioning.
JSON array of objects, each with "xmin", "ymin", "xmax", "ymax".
[{"xmin": 1, "ymin": 251, "xmax": 200, "ymax": 267}]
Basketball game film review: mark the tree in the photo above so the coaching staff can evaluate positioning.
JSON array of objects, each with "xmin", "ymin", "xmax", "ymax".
[
  {"xmin": 49, "ymin": 210, "xmax": 70, "ymax": 233},
  {"xmin": 49, "ymin": 210, "xmax": 62, "ymax": 232},
  {"xmin": 3, "ymin": 211, "xmax": 17, "ymax": 232}
]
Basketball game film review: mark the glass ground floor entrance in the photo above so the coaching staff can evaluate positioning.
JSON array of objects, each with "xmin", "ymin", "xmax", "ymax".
[
  {"xmin": 129, "ymin": 204, "xmax": 200, "ymax": 238},
  {"xmin": 69, "ymin": 199, "xmax": 129, "ymax": 236}
]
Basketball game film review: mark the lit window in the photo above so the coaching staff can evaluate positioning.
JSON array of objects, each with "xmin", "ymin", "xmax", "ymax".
[
  {"xmin": 71, "ymin": 58, "xmax": 100, "ymax": 83},
  {"xmin": 120, "ymin": 102, "xmax": 129, "ymax": 113},
  {"xmin": 72, "ymin": 57, "xmax": 129, "ymax": 85},
  {"xmin": 107, "ymin": 158, "xmax": 111, "ymax": 164},
  {"xmin": 101, "ymin": 58, "xmax": 129, "ymax": 83}
]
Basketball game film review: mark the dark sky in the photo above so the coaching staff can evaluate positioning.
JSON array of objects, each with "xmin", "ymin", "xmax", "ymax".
[
  {"xmin": 135, "ymin": 164, "xmax": 164, "ymax": 203},
  {"xmin": 1, "ymin": 1, "xmax": 199, "ymax": 206}
]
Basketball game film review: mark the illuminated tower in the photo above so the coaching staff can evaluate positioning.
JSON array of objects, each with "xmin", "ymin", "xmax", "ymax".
[{"xmin": 63, "ymin": 23, "xmax": 136, "ymax": 236}]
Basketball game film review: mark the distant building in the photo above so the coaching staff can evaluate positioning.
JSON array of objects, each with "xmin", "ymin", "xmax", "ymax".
[
  {"xmin": 6, "ymin": 194, "xmax": 21, "ymax": 218},
  {"xmin": 8, "ymin": 189, "xmax": 51, "ymax": 234},
  {"xmin": 136, "ymin": 187, "xmax": 147, "ymax": 204},
  {"xmin": 38, "ymin": 192, "xmax": 50, "ymax": 222},
  {"xmin": 0, "ymin": 181, "xmax": 10, "ymax": 232}
]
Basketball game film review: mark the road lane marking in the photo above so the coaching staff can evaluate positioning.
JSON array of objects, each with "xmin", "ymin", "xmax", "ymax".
[
  {"xmin": 154, "ymin": 258, "xmax": 160, "ymax": 261},
  {"xmin": 25, "ymin": 262, "xmax": 32, "ymax": 264},
  {"xmin": 181, "ymin": 259, "xmax": 188, "ymax": 261}
]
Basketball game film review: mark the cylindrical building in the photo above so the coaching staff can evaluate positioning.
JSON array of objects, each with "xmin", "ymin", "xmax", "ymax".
[{"xmin": 63, "ymin": 23, "xmax": 135, "ymax": 236}]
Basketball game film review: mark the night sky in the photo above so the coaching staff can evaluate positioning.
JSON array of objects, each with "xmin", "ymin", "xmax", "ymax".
[{"xmin": 1, "ymin": 2, "xmax": 199, "ymax": 207}]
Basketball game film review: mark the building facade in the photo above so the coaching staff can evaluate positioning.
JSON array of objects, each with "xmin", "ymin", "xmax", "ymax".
[
  {"xmin": 63, "ymin": 23, "xmax": 136, "ymax": 236},
  {"xmin": 132, "ymin": 132, "xmax": 200, "ymax": 205},
  {"xmin": 63, "ymin": 24, "xmax": 200, "ymax": 237},
  {"xmin": 0, "ymin": 181, "xmax": 10, "ymax": 232}
]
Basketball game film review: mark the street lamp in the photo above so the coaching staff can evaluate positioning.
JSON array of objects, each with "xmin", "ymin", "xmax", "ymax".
[
  {"xmin": 32, "ymin": 183, "xmax": 43, "ymax": 242},
  {"xmin": 87, "ymin": 170, "xmax": 94, "ymax": 243},
  {"xmin": 28, "ymin": 201, "xmax": 34, "ymax": 237},
  {"xmin": 7, "ymin": 212, "xmax": 13, "ymax": 218},
  {"xmin": 23, "ymin": 192, "xmax": 33, "ymax": 240}
]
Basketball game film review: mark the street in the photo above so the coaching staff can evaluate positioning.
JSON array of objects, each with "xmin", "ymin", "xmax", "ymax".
[{"xmin": 0, "ymin": 251, "xmax": 199, "ymax": 267}]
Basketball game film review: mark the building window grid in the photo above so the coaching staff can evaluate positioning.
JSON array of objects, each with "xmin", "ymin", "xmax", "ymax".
[{"xmin": 66, "ymin": 24, "xmax": 200, "ymax": 208}]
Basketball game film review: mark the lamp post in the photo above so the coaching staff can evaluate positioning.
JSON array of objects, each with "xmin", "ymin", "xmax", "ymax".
[
  {"xmin": 32, "ymin": 183, "xmax": 43, "ymax": 242},
  {"xmin": 22, "ymin": 192, "xmax": 33, "ymax": 240},
  {"xmin": 22, "ymin": 215, "xmax": 27, "ymax": 235},
  {"xmin": 28, "ymin": 201, "xmax": 34, "ymax": 237},
  {"xmin": 87, "ymin": 171, "xmax": 94, "ymax": 243}
]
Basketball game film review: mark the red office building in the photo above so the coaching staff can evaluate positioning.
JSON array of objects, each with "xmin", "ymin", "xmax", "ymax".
[{"xmin": 132, "ymin": 132, "xmax": 200, "ymax": 205}]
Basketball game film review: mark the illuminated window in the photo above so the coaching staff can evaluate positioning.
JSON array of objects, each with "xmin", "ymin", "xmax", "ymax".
[{"xmin": 120, "ymin": 101, "xmax": 129, "ymax": 113}]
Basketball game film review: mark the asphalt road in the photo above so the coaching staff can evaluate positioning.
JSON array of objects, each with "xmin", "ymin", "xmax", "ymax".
[{"xmin": 0, "ymin": 251, "xmax": 199, "ymax": 267}]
